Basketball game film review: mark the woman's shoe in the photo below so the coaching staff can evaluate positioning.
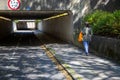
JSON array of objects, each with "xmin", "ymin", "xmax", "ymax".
[{"xmin": 86, "ymin": 53, "xmax": 89, "ymax": 56}]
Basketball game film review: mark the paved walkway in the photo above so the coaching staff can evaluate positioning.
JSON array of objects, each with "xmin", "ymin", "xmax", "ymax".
[
  {"xmin": 0, "ymin": 46, "xmax": 66, "ymax": 80},
  {"xmin": 46, "ymin": 43, "xmax": 120, "ymax": 80},
  {"xmin": 0, "ymin": 32, "xmax": 66, "ymax": 80},
  {"xmin": 1, "ymin": 32, "xmax": 120, "ymax": 80}
]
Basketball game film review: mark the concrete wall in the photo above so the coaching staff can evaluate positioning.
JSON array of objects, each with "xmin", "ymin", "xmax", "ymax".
[
  {"xmin": 90, "ymin": 36, "xmax": 120, "ymax": 62},
  {"xmin": 0, "ymin": 0, "xmax": 8, "ymax": 10},
  {"xmin": 0, "ymin": 17, "xmax": 12, "ymax": 39},
  {"xmin": 37, "ymin": 21, "xmax": 42, "ymax": 31},
  {"xmin": 42, "ymin": 12, "xmax": 73, "ymax": 43}
]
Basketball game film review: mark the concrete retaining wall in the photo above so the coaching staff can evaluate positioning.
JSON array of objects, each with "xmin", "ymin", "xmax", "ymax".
[
  {"xmin": 90, "ymin": 36, "xmax": 120, "ymax": 62},
  {"xmin": 0, "ymin": 17, "xmax": 12, "ymax": 39},
  {"xmin": 42, "ymin": 12, "xmax": 74, "ymax": 43}
]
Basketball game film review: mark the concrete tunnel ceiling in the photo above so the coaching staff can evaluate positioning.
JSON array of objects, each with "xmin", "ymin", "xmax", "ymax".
[{"xmin": 0, "ymin": 10, "xmax": 71, "ymax": 19}]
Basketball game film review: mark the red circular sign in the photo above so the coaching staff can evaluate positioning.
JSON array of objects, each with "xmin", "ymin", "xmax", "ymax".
[{"xmin": 8, "ymin": 0, "xmax": 21, "ymax": 10}]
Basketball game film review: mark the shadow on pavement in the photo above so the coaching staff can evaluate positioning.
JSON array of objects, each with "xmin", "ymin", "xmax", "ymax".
[{"xmin": 46, "ymin": 43, "xmax": 120, "ymax": 80}]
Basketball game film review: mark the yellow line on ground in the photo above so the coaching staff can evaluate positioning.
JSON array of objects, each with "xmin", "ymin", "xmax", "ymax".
[
  {"xmin": 40, "ymin": 45, "xmax": 74, "ymax": 80},
  {"xmin": 49, "ymin": 48, "xmax": 83, "ymax": 80}
]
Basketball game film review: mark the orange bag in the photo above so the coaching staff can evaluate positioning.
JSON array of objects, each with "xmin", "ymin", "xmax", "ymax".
[{"xmin": 78, "ymin": 32, "xmax": 83, "ymax": 42}]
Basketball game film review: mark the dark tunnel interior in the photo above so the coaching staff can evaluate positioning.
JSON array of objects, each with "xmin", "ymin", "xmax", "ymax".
[{"xmin": 0, "ymin": 32, "xmax": 64, "ymax": 46}]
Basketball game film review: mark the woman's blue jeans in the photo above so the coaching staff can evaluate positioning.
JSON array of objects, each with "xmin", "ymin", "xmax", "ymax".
[{"xmin": 83, "ymin": 41, "xmax": 89, "ymax": 55}]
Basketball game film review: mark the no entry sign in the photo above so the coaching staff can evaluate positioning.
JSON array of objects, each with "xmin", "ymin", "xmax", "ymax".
[{"xmin": 8, "ymin": 0, "xmax": 21, "ymax": 10}]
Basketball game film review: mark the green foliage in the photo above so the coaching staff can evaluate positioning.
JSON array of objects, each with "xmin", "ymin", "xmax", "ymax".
[
  {"xmin": 83, "ymin": 10, "xmax": 120, "ymax": 38},
  {"xmin": 14, "ymin": 20, "xmax": 19, "ymax": 23},
  {"xmin": 35, "ymin": 19, "xmax": 41, "ymax": 23},
  {"xmin": 112, "ymin": 10, "xmax": 120, "ymax": 37}
]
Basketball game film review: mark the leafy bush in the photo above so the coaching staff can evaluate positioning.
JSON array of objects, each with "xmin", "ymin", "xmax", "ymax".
[
  {"xmin": 83, "ymin": 10, "xmax": 120, "ymax": 38},
  {"xmin": 112, "ymin": 10, "xmax": 120, "ymax": 37}
]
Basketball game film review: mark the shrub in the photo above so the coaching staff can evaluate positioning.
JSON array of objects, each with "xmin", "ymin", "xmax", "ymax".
[
  {"xmin": 83, "ymin": 10, "xmax": 120, "ymax": 38},
  {"xmin": 112, "ymin": 10, "xmax": 120, "ymax": 38}
]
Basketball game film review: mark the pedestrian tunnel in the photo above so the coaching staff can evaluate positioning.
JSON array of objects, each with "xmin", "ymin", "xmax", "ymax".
[{"xmin": 0, "ymin": 10, "xmax": 73, "ymax": 44}]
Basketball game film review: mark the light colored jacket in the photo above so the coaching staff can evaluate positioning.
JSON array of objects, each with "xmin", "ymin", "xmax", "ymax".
[{"xmin": 82, "ymin": 27, "xmax": 93, "ymax": 41}]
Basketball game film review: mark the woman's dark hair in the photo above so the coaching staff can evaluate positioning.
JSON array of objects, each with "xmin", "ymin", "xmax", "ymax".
[{"xmin": 85, "ymin": 22, "xmax": 90, "ymax": 27}]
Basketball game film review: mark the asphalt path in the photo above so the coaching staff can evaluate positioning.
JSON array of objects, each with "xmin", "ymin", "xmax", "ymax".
[
  {"xmin": 1, "ymin": 31, "xmax": 120, "ymax": 80},
  {"xmin": 0, "ymin": 31, "xmax": 66, "ymax": 80}
]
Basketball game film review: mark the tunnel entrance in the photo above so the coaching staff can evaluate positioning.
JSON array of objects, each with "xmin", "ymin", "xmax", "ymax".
[
  {"xmin": 0, "ymin": 10, "xmax": 73, "ymax": 46},
  {"xmin": 0, "ymin": 10, "xmax": 74, "ymax": 80},
  {"xmin": 15, "ymin": 20, "xmax": 36, "ymax": 30},
  {"xmin": 13, "ymin": 20, "xmax": 37, "ymax": 33}
]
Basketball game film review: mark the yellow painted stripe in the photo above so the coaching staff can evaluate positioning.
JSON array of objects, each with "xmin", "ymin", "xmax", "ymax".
[
  {"xmin": 44, "ymin": 13, "xmax": 68, "ymax": 20},
  {"xmin": 0, "ymin": 16, "xmax": 11, "ymax": 21},
  {"xmin": 63, "ymin": 64, "xmax": 83, "ymax": 80},
  {"xmin": 41, "ymin": 45, "xmax": 74, "ymax": 80}
]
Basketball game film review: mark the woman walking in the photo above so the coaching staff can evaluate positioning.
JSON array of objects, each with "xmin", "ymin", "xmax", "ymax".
[{"xmin": 79, "ymin": 22, "xmax": 93, "ymax": 56}]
